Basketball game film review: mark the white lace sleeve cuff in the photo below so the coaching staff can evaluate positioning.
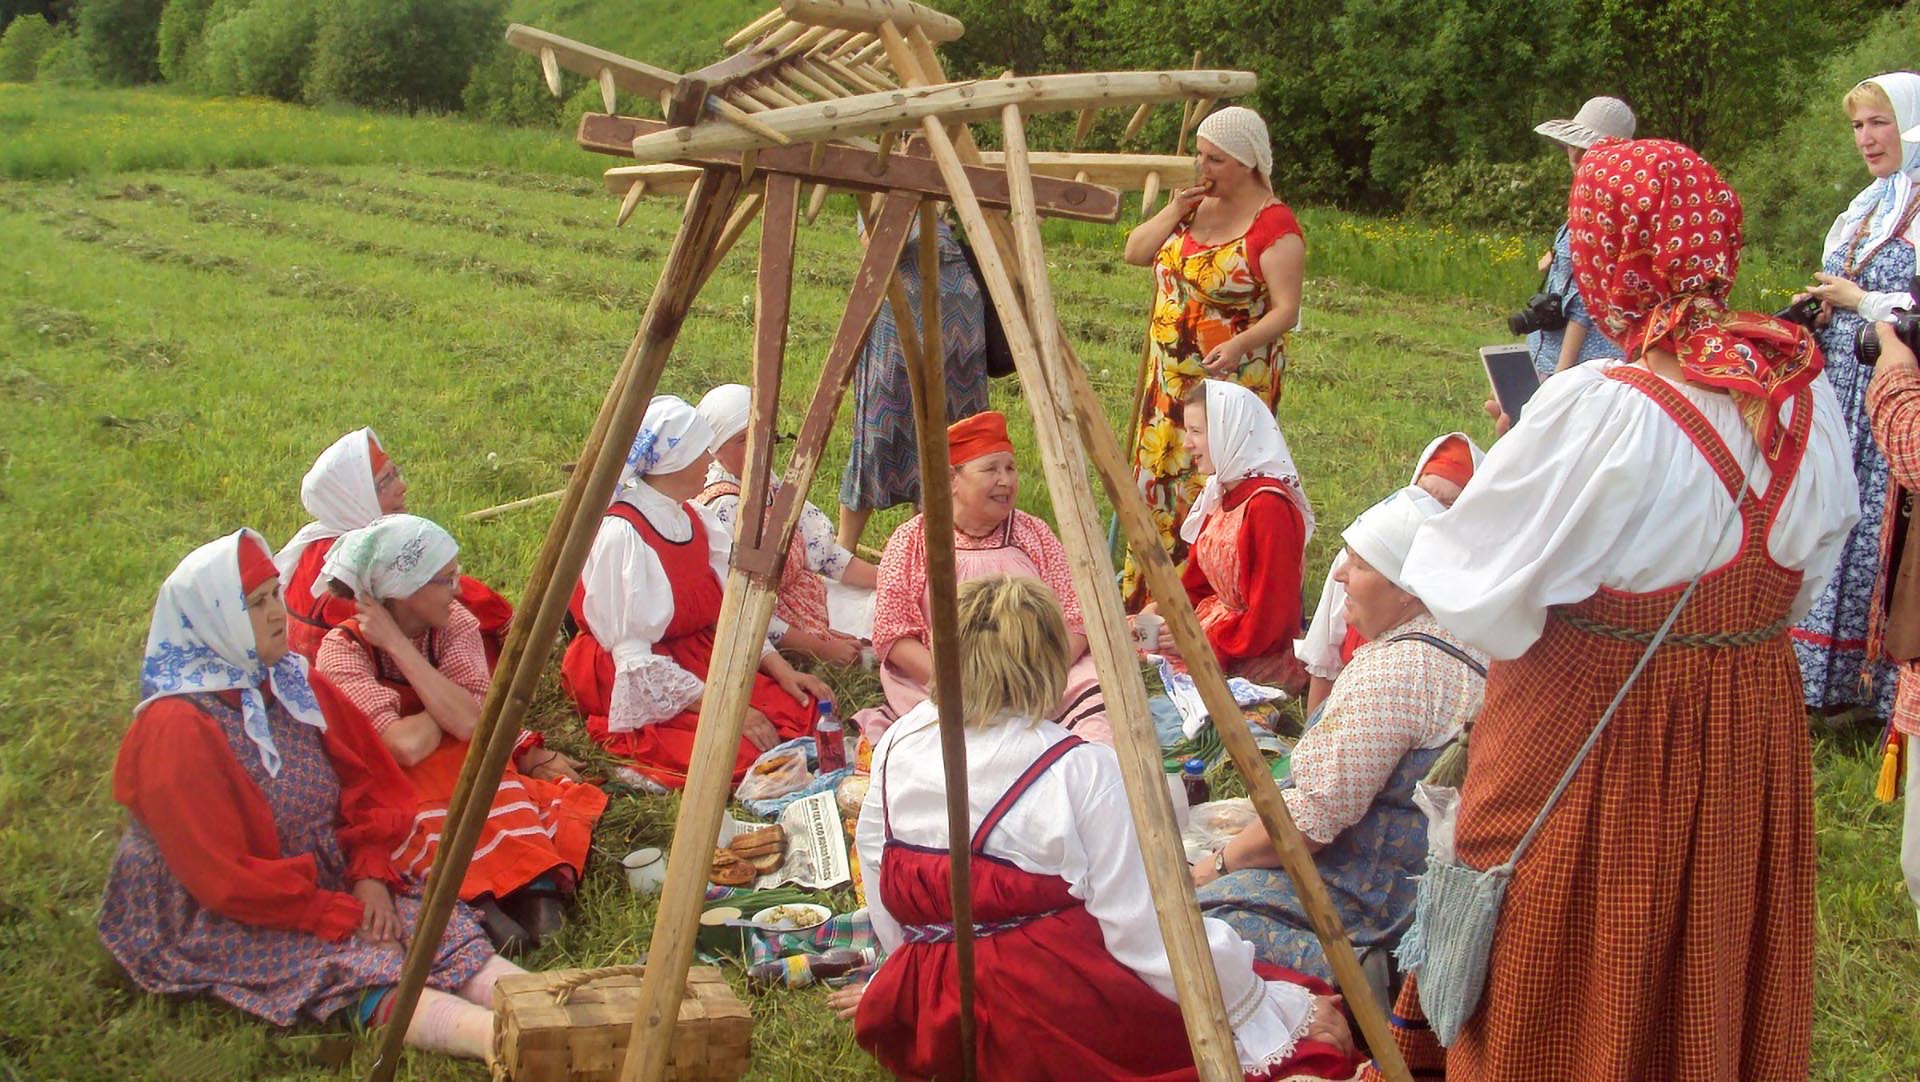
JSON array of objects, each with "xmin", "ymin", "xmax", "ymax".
[
  {"xmin": 1229, "ymin": 978, "xmax": 1318, "ymax": 1074},
  {"xmin": 607, "ymin": 645, "xmax": 704, "ymax": 732}
]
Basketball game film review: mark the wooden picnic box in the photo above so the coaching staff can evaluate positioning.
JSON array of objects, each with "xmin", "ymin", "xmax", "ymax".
[{"xmin": 493, "ymin": 965, "xmax": 753, "ymax": 1082}]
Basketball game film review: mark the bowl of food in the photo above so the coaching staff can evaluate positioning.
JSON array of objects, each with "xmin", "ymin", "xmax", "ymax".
[{"xmin": 752, "ymin": 903, "xmax": 832, "ymax": 932}]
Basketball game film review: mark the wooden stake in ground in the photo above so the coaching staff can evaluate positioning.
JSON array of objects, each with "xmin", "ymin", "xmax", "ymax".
[{"xmin": 365, "ymin": 167, "xmax": 745, "ymax": 1082}]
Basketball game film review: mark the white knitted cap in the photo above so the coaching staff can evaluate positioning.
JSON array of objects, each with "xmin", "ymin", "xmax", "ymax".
[{"xmin": 1195, "ymin": 106, "xmax": 1272, "ymax": 180}]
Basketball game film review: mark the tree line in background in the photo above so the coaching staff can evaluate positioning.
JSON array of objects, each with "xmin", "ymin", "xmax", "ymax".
[{"xmin": 1, "ymin": 0, "xmax": 1917, "ymax": 264}]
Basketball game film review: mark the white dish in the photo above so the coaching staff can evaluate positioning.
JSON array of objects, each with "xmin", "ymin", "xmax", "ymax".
[{"xmin": 751, "ymin": 903, "xmax": 832, "ymax": 932}]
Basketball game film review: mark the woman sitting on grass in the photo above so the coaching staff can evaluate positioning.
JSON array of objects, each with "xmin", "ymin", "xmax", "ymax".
[
  {"xmin": 313, "ymin": 514, "xmax": 606, "ymax": 952},
  {"xmin": 872, "ymin": 410, "xmax": 1111, "ymax": 745},
  {"xmin": 561, "ymin": 396, "xmax": 831, "ymax": 790},
  {"xmin": 693, "ymin": 383, "xmax": 877, "ymax": 666},
  {"xmin": 275, "ymin": 427, "xmax": 514, "ymax": 667},
  {"xmin": 846, "ymin": 575, "xmax": 1361, "ymax": 1081},
  {"xmin": 1190, "ymin": 488, "xmax": 1487, "ymax": 983},
  {"xmin": 1296, "ymin": 432, "xmax": 1481, "ymax": 715},
  {"xmin": 98, "ymin": 530, "xmax": 518, "ymax": 1061},
  {"xmin": 1137, "ymin": 379, "xmax": 1313, "ymax": 692}
]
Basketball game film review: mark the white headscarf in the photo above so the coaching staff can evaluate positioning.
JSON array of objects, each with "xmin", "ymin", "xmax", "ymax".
[
  {"xmin": 1828, "ymin": 72, "xmax": 1920, "ymax": 264},
  {"xmin": 1179, "ymin": 380, "xmax": 1312, "ymax": 545},
  {"xmin": 321, "ymin": 514, "xmax": 460, "ymax": 601},
  {"xmin": 622, "ymin": 396, "xmax": 713, "ymax": 486},
  {"xmin": 138, "ymin": 529, "xmax": 328, "ymax": 777},
  {"xmin": 274, "ymin": 428, "xmax": 385, "ymax": 579},
  {"xmin": 696, "ymin": 384, "xmax": 753, "ymax": 452},
  {"xmin": 1195, "ymin": 106, "xmax": 1273, "ymax": 181},
  {"xmin": 1342, "ymin": 486, "xmax": 1445, "ymax": 594}
]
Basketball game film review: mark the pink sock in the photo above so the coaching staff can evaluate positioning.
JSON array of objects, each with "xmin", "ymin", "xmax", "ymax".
[
  {"xmin": 405, "ymin": 987, "xmax": 495, "ymax": 1061},
  {"xmin": 458, "ymin": 954, "xmax": 526, "ymax": 1010}
]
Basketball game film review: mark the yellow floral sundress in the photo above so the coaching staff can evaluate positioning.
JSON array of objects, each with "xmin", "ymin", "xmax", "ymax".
[{"xmin": 1122, "ymin": 204, "xmax": 1295, "ymax": 607}]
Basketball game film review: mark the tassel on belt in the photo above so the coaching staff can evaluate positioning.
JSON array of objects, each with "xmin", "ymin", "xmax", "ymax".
[
  {"xmin": 898, "ymin": 908, "xmax": 1067, "ymax": 944},
  {"xmin": 1551, "ymin": 607, "xmax": 1790, "ymax": 648}
]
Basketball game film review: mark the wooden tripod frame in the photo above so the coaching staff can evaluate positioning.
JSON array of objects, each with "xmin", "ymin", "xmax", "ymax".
[{"xmin": 365, "ymin": 6, "xmax": 1413, "ymax": 1082}]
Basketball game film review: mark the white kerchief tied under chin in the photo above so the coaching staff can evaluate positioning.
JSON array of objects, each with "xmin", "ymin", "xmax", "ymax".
[
  {"xmin": 696, "ymin": 383, "xmax": 753, "ymax": 452},
  {"xmin": 1342, "ymin": 486, "xmax": 1446, "ymax": 594},
  {"xmin": 321, "ymin": 513, "xmax": 460, "ymax": 602},
  {"xmin": 1179, "ymin": 379, "xmax": 1312, "ymax": 546},
  {"xmin": 275, "ymin": 427, "xmax": 385, "ymax": 579},
  {"xmin": 1195, "ymin": 106, "xmax": 1273, "ymax": 181},
  {"xmin": 139, "ymin": 529, "xmax": 327, "ymax": 777}
]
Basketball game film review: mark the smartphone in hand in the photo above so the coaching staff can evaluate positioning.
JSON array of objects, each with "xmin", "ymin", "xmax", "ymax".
[{"xmin": 1481, "ymin": 344, "xmax": 1543, "ymax": 424}]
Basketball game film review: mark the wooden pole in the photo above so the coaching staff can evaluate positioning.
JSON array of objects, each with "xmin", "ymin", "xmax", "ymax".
[
  {"xmin": 740, "ymin": 172, "xmax": 802, "ymax": 550},
  {"xmin": 464, "ymin": 486, "xmax": 562, "ymax": 522},
  {"xmin": 890, "ymin": 200, "xmax": 978, "ymax": 1081},
  {"xmin": 365, "ymin": 168, "xmax": 743, "ymax": 1082},
  {"xmin": 620, "ymin": 191, "xmax": 922, "ymax": 1082}
]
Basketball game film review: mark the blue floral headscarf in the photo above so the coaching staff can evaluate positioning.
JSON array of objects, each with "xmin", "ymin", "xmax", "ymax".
[{"xmin": 137, "ymin": 529, "xmax": 327, "ymax": 776}]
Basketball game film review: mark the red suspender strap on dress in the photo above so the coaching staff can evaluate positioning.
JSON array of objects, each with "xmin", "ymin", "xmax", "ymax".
[{"xmin": 969, "ymin": 735, "xmax": 1086, "ymax": 853}]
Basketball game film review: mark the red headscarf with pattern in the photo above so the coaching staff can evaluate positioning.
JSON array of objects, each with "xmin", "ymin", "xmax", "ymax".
[{"xmin": 1568, "ymin": 138, "xmax": 1822, "ymax": 466}]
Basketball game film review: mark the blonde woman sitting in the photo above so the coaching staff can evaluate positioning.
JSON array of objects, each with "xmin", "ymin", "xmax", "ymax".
[{"xmin": 850, "ymin": 576, "xmax": 1361, "ymax": 1081}]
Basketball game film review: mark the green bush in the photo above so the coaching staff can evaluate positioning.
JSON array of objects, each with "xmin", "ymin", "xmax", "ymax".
[
  {"xmin": 154, "ymin": 0, "xmax": 214, "ymax": 84},
  {"xmin": 1404, "ymin": 154, "xmax": 1572, "ymax": 237},
  {"xmin": 0, "ymin": 11, "xmax": 53, "ymax": 81},
  {"xmin": 198, "ymin": 0, "xmax": 313, "ymax": 100},
  {"xmin": 34, "ymin": 26, "xmax": 92, "ymax": 83},
  {"xmin": 305, "ymin": 0, "xmax": 501, "ymax": 112},
  {"xmin": 74, "ymin": 0, "xmax": 165, "ymax": 84},
  {"xmin": 1731, "ymin": 6, "xmax": 1920, "ymax": 263},
  {"xmin": 460, "ymin": 45, "xmax": 565, "ymax": 128}
]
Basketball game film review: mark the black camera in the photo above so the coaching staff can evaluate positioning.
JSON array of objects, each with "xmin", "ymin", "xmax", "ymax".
[
  {"xmin": 1507, "ymin": 292, "xmax": 1569, "ymax": 336},
  {"xmin": 1774, "ymin": 296, "xmax": 1823, "ymax": 331},
  {"xmin": 1853, "ymin": 273, "xmax": 1920, "ymax": 365}
]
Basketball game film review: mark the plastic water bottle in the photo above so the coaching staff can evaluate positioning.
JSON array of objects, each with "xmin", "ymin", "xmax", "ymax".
[
  {"xmin": 1182, "ymin": 757, "xmax": 1211, "ymax": 807},
  {"xmin": 815, "ymin": 700, "xmax": 846, "ymax": 773}
]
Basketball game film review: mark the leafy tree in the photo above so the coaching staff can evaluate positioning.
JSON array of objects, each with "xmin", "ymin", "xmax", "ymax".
[
  {"xmin": 0, "ymin": 10, "xmax": 53, "ymax": 80},
  {"xmin": 198, "ymin": 0, "xmax": 312, "ymax": 100},
  {"xmin": 73, "ymin": 0, "xmax": 164, "ymax": 83},
  {"xmin": 305, "ymin": 0, "xmax": 502, "ymax": 112},
  {"xmin": 154, "ymin": 0, "xmax": 214, "ymax": 83}
]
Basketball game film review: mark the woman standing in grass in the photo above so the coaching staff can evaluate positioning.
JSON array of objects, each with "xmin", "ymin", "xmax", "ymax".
[
  {"xmin": 1792, "ymin": 73, "xmax": 1920, "ymax": 724},
  {"xmin": 98, "ymin": 530, "xmax": 518, "ymax": 1061},
  {"xmin": 1385, "ymin": 139, "xmax": 1858, "ymax": 1080},
  {"xmin": 276, "ymin": 427, "xmax": 514, "ymax": 668},
  {"xmin": 313, "ymin": 514, "xmax": 606, "ymax": 953},
  {"xmin": 1120, "ymin": 105, "xmax": 1304, "ymax": 607}
]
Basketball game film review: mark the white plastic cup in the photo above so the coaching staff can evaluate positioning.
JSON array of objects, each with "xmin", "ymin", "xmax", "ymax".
[{"xmin": 622, "ymin": 847, "xmax": 667, "ymax": 895}]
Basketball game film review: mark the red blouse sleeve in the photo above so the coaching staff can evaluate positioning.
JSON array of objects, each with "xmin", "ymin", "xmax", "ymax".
[
  {"xmin": 1181, "ymin": 544, "xmax": 1216, "ymax": 608},
  {"xmin": 112, "ymin": 696, "xmax": 366, "ymax": 940},
  {"xmin": 310, "ymin": 673, "xmax": 419, "ymax": 888},
  {"xmin": 1205, "ymin": 488, "xmax": 1306, "ymax": 663},
  {"xmin": 1245, "ymin": 203, "xmax": 1303, "ymax": 287},
  {"xmin": 872, "ymin": 516, "xmax": 928, "ymax": 667},
  {"xmin": 1015, "ymin": 513, "xmax": 1087, "ymax": 637},
  {"xmin": 315, "ymin": 628, "xmax": 403, "ymax": 732}
]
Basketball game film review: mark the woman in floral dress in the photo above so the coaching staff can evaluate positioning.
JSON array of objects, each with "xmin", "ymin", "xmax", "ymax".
[{"xmin": 1120, "ymin": 106, "xmax": 1304, "ymax": 607}]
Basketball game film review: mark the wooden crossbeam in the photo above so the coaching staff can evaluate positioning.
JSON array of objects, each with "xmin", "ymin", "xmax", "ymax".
[
  {"xmin": 503, "ymin": 24, "xmax": 680, "ymax": 99},
  {"xmin": 624, "ymin": 70, "xmax": 1256, "ymax": 162},
  {"xmin": 579, "ymin": 113, "xmax": 1124, "ymax": 223},
  {"xmin": 972, "ymin": 150, "xmax": 1193, "ymax": 192},
  {"xmin": 781, "ymin": 0, "xmax": 964, "ymax": 42}
]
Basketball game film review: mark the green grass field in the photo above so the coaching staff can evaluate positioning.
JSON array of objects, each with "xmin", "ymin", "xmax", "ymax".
[{"xmin": 0, "ymin": 84, "xmax": 1911, "ymax": 1080}]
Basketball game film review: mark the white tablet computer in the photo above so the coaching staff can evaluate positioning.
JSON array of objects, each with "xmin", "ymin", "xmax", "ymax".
[{"xmin": 1481, "ymin": 344, "xmax": 1542, "ymax": 423}]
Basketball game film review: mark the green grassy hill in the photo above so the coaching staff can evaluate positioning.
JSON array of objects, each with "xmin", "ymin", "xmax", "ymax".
[
  {"xmin": 0, "ymin": 84, "xmax": 1906, "ymax": 1079},
  {"xmin": 503, "ymin": 0, "xmax": 767, "ymax": 72}
]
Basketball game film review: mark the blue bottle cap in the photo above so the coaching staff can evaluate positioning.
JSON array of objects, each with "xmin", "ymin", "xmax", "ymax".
[
  {"xmin": 1182, "ymin": 757, "xmax": 1206, "ymax": 776},
  {"xmin": 816, "ymin": 699, "xmax": 835, "ymax": 717}
]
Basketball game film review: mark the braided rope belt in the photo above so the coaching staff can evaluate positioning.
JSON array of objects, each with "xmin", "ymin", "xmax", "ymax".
[
  {"xmin": 1551, "ymin": 607, "xmax": 1790, "ymax": 648},
  {"xmin": 899, "ymin": 908, "xmax": 1066, "ymax": 944}
]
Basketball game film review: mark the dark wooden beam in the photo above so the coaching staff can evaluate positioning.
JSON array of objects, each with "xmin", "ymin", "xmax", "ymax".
[{"xmin": 578, "ymin": 113, "xmax": 1122, "ymax": 224}]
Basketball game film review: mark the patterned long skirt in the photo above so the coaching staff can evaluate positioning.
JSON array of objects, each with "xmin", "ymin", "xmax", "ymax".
[{"xmin": 839, "ymin": 217, "xmax": 989, "ymax": 513}]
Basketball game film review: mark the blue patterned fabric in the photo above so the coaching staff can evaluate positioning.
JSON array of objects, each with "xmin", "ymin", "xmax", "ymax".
[
  {"xmin": 1195, "ymin": 743, "xmax": 1444, "ymax": 980},
  {"xmin": 138, "ymin": 529, "xmax": 327, "ymax": 777},
  {"xmin": 97, "ymin": 693, "xmax": 492, "ymax": 1026},
  {"xmin": 1790, "ymin": 236, "xmax": 1914, "ymax": 720},
  {"xmin": 1528, "ymin": 222, "xmax": 1617, "ymax": 378},
  {"xmin": 840, "ymin": 217, "xmax": 990, "ymax": 512}
]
